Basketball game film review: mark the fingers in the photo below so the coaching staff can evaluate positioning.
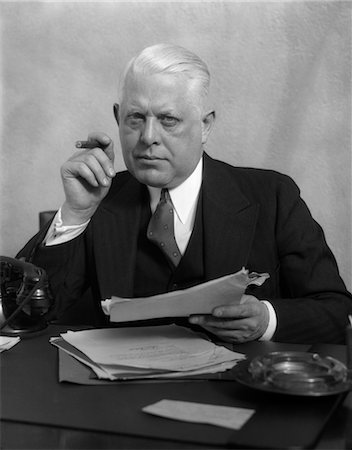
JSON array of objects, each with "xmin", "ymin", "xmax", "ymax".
[
  {"xmin": 62, "ymin": 138, "xmax": 116, "ymax": 188},
  {"xmin": 208, "ymin": 294, "xmax": 264, "ymax": 323},
  {"xmin": 70, "ymin": 150, "xmax": 115, "ymax": 188},
  {"xmin": 198, "ymin": 325, "xmax": 255, "ymax": 343},
  {"xmin": 189, "ymin": 314, "xmax": 264, "ymax": 343},
  {"xmin": 86, "ymin": 132, "xmax": 115, "ymax": 162},
  {"xmin": 212, "ymin": 301, "xmax": 260, "ymax": 320},
  {"xmin": 189, "ymin": 299, "xmax": 256, "ymax": 328},
  {"xmin": 189, "ymin": 314, "xmax": 255, "ymax": 330},
  {"xmin": 188, "ymin": 295, "xmax": 269, "ymax": 343}
]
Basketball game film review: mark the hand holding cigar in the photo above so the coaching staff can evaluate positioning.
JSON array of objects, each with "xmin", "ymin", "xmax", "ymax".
[
  {"xmin": 60, "ymin": 132, "xmax": 116, "ymax": 225},
  {"xmin": 70, "ymin": 133, "xmax": 115, "ymax": 182}
]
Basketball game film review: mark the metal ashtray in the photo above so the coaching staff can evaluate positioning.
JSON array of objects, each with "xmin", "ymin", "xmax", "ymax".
[{"xmin": 233, "ymin": 351, "xmax": 351, "ymax": 396}]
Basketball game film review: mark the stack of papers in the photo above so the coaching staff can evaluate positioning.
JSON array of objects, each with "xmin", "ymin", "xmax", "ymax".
[
  {"xmin": 102, "ymin": 268, "xmax": 269, "ymax": 323},
  {"xmin": 50, "ymin": 325, "xmax": 245, "ymax": 381}
]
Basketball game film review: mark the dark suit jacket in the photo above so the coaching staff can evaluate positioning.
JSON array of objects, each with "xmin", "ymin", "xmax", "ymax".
[{"xmin": 19, "ymin": 153, "xmax": 352, "ymax": 343}]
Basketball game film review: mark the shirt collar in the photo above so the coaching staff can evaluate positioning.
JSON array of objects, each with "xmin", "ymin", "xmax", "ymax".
[{"xmin": 148, "ymin": 157, "xmax": 203, "ymax": 224}]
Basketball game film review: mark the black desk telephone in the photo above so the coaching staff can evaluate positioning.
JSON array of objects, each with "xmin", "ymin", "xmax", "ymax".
[{"xmin": 0, "ymin": 256, "xmax": 53, "ymax": 335}]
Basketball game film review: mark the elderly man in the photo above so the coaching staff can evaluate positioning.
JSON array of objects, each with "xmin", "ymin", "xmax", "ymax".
[{"xmin": 19, "ymin": 43, "xmax": 352, "ymax": 344}]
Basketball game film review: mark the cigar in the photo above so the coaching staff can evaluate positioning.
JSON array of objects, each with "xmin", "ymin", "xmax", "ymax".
[{"xmin": 75, "ymin": 139, "xmax": 109, "ymax": 149}]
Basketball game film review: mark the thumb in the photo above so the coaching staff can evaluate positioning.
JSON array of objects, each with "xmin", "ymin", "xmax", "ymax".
[
  {"xmin": 87, "ymin": 132, "xmax": 115, "ymax": 162},
  {"xmin": 102, "ymin": 137, "xmax": 115, "ymax": 163},
  {"xmin": 240, "ymin": 294, "xmax": 258, "ymax": 304}
]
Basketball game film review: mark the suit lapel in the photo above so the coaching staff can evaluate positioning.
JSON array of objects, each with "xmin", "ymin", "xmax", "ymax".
[
  {"xmin": 202, "ymin": 154, "xmax": 259, "ymax": 279},
  {"xmin": 93, "ymin": 176, "xmax": 145, "ymax": 299}
]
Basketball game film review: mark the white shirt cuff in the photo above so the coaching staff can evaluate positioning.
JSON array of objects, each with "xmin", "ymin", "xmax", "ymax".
[
  {"xmin": 44, "ymin": 208, "xmax": 90, "ymax": 246},
  {"xmin": 259, "ymin": 300, "xmax": 277, "ymax": 341}
]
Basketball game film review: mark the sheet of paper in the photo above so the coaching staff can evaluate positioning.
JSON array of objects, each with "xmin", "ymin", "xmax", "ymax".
[
  {"xmin": 102, "ymin": 268, "xmax": 269, "ymax": 323},
  {"xmin": 0, "ymin": 335, "xmax": 20, "ymax": 352},
  {"xmin": 143, "ymin": 399, "xmax": 255, "ymax": 430}
]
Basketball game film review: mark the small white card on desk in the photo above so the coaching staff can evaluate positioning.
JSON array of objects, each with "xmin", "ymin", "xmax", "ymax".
[
  {"xmin": 0, "ymin": 335, "xmax": 20, "ymax": 352},
  {"xmin": 142, "ymin": 399, "xmax": 255, "ymax": 430}
]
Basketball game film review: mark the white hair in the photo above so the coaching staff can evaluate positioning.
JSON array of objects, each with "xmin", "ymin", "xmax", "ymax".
[{"xmin": 118, "ymin": 43, "xmax": 210, "ymax": 108}]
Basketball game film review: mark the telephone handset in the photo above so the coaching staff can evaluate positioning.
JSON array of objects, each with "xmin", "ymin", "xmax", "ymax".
[{"xmin": 0, "ymin": 256, "xmax": 53, "ymax": 336}]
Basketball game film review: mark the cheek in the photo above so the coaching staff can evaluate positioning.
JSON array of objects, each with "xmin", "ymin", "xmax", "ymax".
[
  {"xmin": 120, "ymin": 128, "xmax": 138, "ymax": 150},
  {"xmin": 168, "ymin": 122, "xmax": 202, "ymax": 148},
  {"xmin": 181, "ymin": 125, "xmax": 203, "ymax": 157}
]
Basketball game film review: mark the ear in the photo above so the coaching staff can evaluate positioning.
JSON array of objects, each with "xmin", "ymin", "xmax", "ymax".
[
  {"xmin": 113, "ymin": 103, "xmax": 120, "ymax": 126},
  {"xmin": 201, "ymin": 110, "xmax": 215, "ymax": 144}
]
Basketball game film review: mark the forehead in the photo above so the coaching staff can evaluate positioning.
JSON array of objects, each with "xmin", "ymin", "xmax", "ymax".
[{"xmin": 122, "ymin": 72, "xmax": 197, "ymax": 111}]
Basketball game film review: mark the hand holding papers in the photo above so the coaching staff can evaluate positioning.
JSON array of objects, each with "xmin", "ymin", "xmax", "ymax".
[
  {"xmin": 50, "ymin": 325, "xmax": 245, "ymax": 381},
  {"xmin": 102, "ymin": 268, "xmax": 269, "ymax": 323}
]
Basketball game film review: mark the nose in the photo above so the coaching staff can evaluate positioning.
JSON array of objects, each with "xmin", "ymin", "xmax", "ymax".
[{"xmin": 140, "ymin": 117, "xmax": 160, "ymax": 146}]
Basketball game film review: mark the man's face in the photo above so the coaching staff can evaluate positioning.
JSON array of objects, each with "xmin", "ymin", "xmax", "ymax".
[{"xmin": 117, "ymin": 72, "xmax": 212, "ymax": 188}]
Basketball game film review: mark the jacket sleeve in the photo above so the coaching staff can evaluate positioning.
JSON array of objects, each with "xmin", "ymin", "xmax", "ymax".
[
  {"xmin": 269, "ymin": 175, "xmax": 352, "ymax": 343},
  {"xmin": 16, "ymin": 225, "xmax": 92, "ymax": 320}
]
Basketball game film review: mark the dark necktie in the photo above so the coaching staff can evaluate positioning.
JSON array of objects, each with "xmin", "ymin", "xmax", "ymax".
[{"xmin": 147, "ymin": 188, "xmax": 181, "ymax": 266}]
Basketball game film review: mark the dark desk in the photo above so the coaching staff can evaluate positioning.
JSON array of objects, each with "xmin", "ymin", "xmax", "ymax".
[{"xmin": 1, "ymin": 325, "xmax": 351, "ymax": 449}]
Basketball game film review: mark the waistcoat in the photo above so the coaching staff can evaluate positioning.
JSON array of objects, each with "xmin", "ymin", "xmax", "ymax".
[{"xmin": 133, "ymin": 189, "xmax": 205, "ymax": 298}]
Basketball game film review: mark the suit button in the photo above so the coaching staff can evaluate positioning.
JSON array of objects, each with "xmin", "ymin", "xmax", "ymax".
[{"xmin": 172, "ymin": 283, "xmax": 178, "ymax": 290}]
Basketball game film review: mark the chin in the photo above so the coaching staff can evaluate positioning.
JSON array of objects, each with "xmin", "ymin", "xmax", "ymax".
[{"xmin": 134, "ymin": 169, "xmax": 171, "ymax": 188}]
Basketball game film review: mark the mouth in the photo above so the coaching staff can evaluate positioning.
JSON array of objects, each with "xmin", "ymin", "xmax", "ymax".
[
  {"xmin": 137, "ymin": 154, "xmax": 162, "ymax": 160},
  {"xmin": 136, "ymin": 155, "xmax": 166, "ymax": 163}
]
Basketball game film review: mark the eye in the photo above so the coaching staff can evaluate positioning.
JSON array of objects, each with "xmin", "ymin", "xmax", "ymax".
[
  {"xmin": 126, "ymin": 112, "xmax": 145, "ymax": 127},
  {"xmin": 160, "ymin": 115, "xmax": 179, "ymax": 128}
]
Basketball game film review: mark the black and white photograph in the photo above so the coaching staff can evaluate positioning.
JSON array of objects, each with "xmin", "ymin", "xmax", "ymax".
[{"xmin": 1, "ymin": 1, "xmax": 351, "ymax": 449}]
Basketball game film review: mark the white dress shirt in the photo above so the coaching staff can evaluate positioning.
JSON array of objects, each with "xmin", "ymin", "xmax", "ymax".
[
  {"xmin": 44, "ymin": 157, "xmax": 276, "ymax": 340},
  {"xmin": 147, "ymin": 158, "xmax": 203, "ymax": 255}
]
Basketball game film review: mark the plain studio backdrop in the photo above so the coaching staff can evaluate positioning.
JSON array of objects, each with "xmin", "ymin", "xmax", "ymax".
[{"xmin": 0, "ymin": 0, "xmax": 351, "ymax": 291}]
